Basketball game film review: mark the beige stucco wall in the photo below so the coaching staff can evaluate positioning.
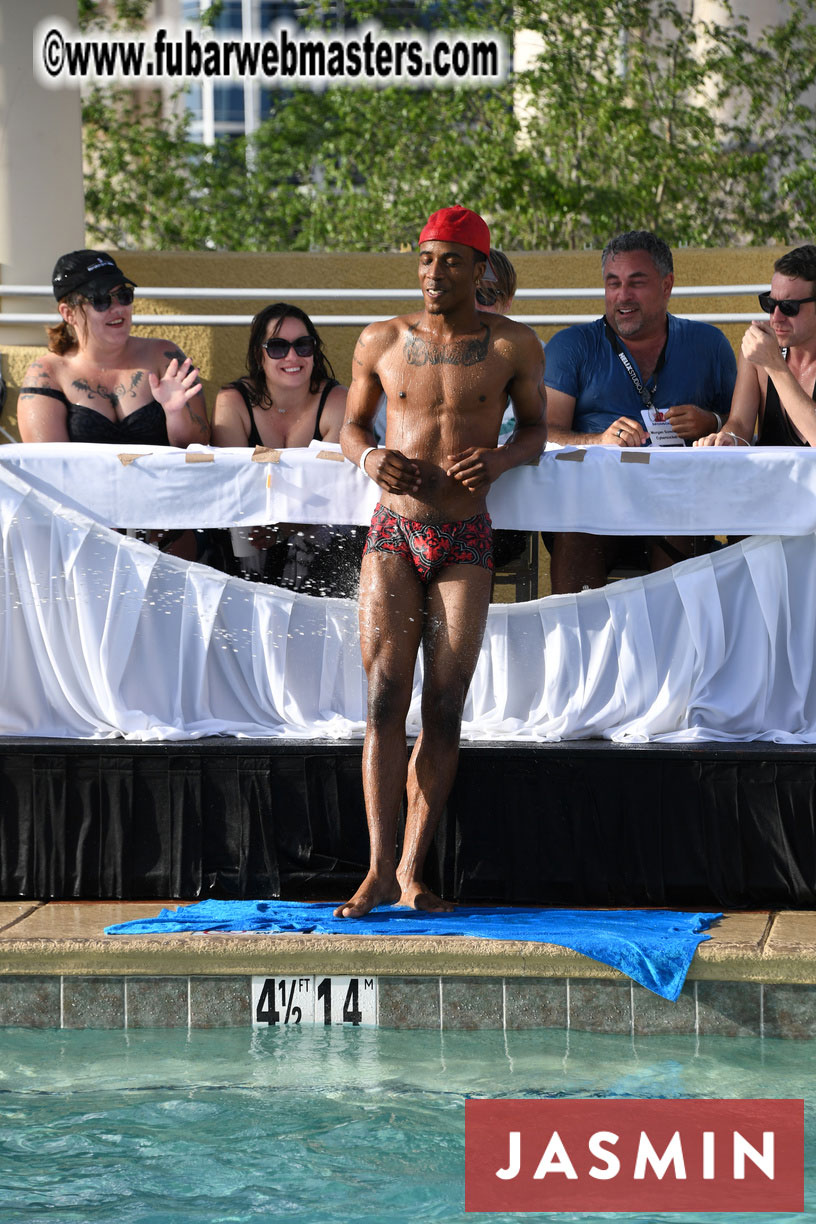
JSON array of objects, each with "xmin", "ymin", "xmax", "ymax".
[{"xmin": 0, "ymin": 246, "xmax": 784, "ymax": 440}]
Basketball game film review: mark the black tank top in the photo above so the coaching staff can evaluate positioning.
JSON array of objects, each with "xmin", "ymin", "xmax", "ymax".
[
  {"xmin": 225, "ymin": 378, "xmax": 339, "ymax": 446},
  {"xmin": 18, "ymin": 386, "xmax": 169, "ymax": 445},
  {"xmin": 758, "ymin": 365, "xmax": 815, "ymax": 447}
]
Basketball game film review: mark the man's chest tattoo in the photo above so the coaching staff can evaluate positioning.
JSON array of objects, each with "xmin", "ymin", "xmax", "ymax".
[{"xmin": 404, "ymin": 324, "xmax": 490, "ymax": 367}]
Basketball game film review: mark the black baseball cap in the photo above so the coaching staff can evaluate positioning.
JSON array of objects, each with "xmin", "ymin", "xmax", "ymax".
[{"xmin": 52, "ymin": 250, "xmax": 136, "ymax": 301}]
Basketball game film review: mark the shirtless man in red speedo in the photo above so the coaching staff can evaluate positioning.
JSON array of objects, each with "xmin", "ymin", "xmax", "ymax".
[{"xmin": 335, "ymin": 206, "xmax": 547, "ymax": 918}]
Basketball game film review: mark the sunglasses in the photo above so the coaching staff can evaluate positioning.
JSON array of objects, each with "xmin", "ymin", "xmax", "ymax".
[
  {"xmin": 758, "ymin": 291, "xmax": 816, "ymax": 317},
  {"xmin": 85, "ymin": 287, "xmax": 135, "ymax": 312},
  {"xmin": 262, "ymin": 335, "xmax": 316, "ymax": 359}
]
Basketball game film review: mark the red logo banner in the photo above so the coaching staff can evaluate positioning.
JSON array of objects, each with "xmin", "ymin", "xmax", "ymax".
[{"xmin": 465, "ymin": 1098, "xmax": 803, "ymax": 1213}]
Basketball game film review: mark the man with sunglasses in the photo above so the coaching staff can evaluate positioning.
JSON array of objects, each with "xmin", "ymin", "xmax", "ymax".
[
  {"xmin": 335, "ymin": 206, "xmax": 546, "ymax": 918},
  {"xmin": 695, "ymin": 244, "xmax": 816, "ymax": 449}
]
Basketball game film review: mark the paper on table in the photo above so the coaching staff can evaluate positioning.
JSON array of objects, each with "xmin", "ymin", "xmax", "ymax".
[{"xmin": 642, "ymin": 407, "xmax": 684, "ymax": 448}]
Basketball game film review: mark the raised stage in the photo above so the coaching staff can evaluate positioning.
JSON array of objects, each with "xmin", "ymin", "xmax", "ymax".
[
  {"xmin": 5, "ymin": 447, "xmax": 816, "ymax": 911},
  {"xmin": 3, "ymin": 737, "xmax": 816, "ymax": 909}
]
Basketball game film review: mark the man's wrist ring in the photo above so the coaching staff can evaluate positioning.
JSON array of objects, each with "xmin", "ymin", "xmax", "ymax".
[{"xmin": 359, "ymin": 446, "xmax": 378, "ymax": 474}]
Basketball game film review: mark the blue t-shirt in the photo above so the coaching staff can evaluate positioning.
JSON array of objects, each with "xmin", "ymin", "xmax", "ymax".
[{"xmin": 544, "ymin": 315, "xmax": 736, "ymax": 438}]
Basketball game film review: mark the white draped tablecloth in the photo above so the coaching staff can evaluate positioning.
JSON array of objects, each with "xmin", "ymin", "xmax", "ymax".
[
  {"xmin": 2, "ymin": 439, "xmax": 816, "ymax": 534},
  {"xmin": 1, "ymin": 454, "xmax": 816, "ymax": 742}
]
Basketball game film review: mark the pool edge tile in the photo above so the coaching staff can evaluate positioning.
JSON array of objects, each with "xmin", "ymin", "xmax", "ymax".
[
  {"xmin": 632, "ymin": 982, "xmax": 696, "ymax": 1035},
  {"xmin": 378, "ymin": 976, "xmax": 441, "ymax": 1029},
  {"xmin": 504, "ymin": 978, "xmax": 568, "ymax": 1030},
  {"xmin": 568, "ymin": 977, "xmax": 632, "ymax": 1034},
  {"xmin": 441, "ymin": 977, "xmax": 503, "ymax": 1030},
  {"xmin": 62, "ymin": 976, "xmax": 126, "ymax": 1029},
  {"xmin": 696, "ymin": 980, "xmax": 762, "ymax": 1037},
  {"xmin": 0, "ymin": 975, "xmax": 60, "ymax": 1028},
  {"xmin": 125, "ymin": 976, "xmax": 189, "ymax": 1028},
  {"xmin": 189, "ymin": 975, "xmax": 252, "ymax": 1028}
]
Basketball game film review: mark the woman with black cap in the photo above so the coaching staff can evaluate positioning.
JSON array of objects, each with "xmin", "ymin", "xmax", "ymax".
[{"xmin": 18, "ymin": 249, "xmax": 208, "ymax": 447}]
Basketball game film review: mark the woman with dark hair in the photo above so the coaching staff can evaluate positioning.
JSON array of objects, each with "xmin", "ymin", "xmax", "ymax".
[
  {"xmin": 214, "ymin": 302, "xmax": 344, "ymax": 450},
  {"xmin": 212, "ymin": 302, "xmax": 361, "ymax": 594},
  {"xmin": 18, "ymin": 249, "xmax": 208, "ymax": 447}
]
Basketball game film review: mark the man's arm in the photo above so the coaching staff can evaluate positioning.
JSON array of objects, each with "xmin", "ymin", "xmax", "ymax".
[
  {"xmin": 339, "ymin": 323, "xmax": 420, "ymax": 492},
  {"xmin": 666, "ymin": 403, "xmax": 728, "ymax": 440},
  {"xmin": 498, "ymin": 333, "xmax": 547, "ymax": 463},
  {"xmin": 543, "ymin": 322, "xmax": 647, "ymax": 447},
  {"xmin": 546, "ymin": 386, "xmax": 647, "ymax": 447},
  {"xmin": 667, "ymin": 328, "xmax": 737, "ymax": 440},
  {"xmin": 447, "ymin": 327, "xmax": 547, "ymax": 493}
]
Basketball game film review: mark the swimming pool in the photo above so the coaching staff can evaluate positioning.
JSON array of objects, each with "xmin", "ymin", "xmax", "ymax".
[{"xmin": 0, "ymin": 1025, "xmax": 811, "ymax": 1223}]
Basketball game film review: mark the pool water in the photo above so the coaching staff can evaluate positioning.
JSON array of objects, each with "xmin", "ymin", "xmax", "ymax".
[{"xmin": 0, "ymin": 1025, "xmax": 811, "ymax": 1223}]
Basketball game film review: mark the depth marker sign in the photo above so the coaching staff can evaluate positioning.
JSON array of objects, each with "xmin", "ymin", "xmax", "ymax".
[{"xmin": 252, "ymin": 975, "xmax": 377, "ymax": 1027}]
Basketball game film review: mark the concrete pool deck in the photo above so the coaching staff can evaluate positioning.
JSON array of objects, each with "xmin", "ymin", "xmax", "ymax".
[{"xmin": 2, "ymin": 903, "xmax": 816, "ymax": 1036}]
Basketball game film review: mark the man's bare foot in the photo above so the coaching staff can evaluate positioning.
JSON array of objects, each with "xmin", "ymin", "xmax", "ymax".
[
  {"xmin": 397, "ymin": 877, "xmax": 456, "ymax": 912},
  {"xmin": 333, "ymin": 871, "xmax": 400, "ymax": 918}
]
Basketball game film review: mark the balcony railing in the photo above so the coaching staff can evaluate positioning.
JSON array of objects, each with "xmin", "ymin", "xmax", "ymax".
[{"xmin": 0, "ymin": 283, "xmax": 768, "ymax": 327}]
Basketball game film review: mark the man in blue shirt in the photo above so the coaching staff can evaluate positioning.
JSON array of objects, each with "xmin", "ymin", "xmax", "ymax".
[{"xmin": 544, "ymin": 231, "xmax": 736, "ymax": 593}]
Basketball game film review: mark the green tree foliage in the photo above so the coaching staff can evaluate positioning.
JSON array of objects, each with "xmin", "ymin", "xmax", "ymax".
[
  {"xmin": 82, "ymin": 88, "xmax": 201, "ymax": 248},
  {"xmin": 82, "ymin": 0, "xmax": 816, "ymax": 250},
  {"xmin": 512, "ymin": 0, "xmax": 816, "ymax": 247},
  {"xmin": 79, "ymin": 0, "xmax": 152, "ymax": 28}
]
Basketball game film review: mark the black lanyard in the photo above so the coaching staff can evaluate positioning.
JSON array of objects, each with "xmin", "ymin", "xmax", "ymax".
[{"xmin": 604, "ymin": 319, "xmax": 668, "ymax": 412}]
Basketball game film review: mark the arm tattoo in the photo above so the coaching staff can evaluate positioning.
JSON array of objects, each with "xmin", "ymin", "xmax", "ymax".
[
  {"xmin": 27, "ymin": 361, "xmax": 51, "ymax": 384},
  {"xmin": 404, "ymin": 324, "xmax": 490, "ymax": 367},
  {"xmin": 185, "ymin": 402, "xmax": 208, "ymax": 432},
  {"xmin": 19, "ymin": 362, "xmax": 53, "ymax": 400}
]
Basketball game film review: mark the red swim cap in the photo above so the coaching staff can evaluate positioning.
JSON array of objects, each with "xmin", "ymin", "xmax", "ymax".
[{"xmin": 418, "ymin": 206, "xmax": 490, "ymax": 261}]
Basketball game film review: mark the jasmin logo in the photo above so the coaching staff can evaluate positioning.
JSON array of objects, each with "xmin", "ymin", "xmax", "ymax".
[{"xmin": 465, "ymin": 1099, "xmax": 803, "ymax": 1212}]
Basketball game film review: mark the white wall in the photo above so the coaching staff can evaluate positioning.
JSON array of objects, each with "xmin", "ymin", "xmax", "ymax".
[{"xmin": 0, "ymin": 0, "xmax": 85, "ymax": 342}]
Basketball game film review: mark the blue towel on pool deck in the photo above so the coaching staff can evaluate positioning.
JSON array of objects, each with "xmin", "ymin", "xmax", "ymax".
[{"xmin": 105, "ymin": 903, "xmax": 721, "ymax": 1001}]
